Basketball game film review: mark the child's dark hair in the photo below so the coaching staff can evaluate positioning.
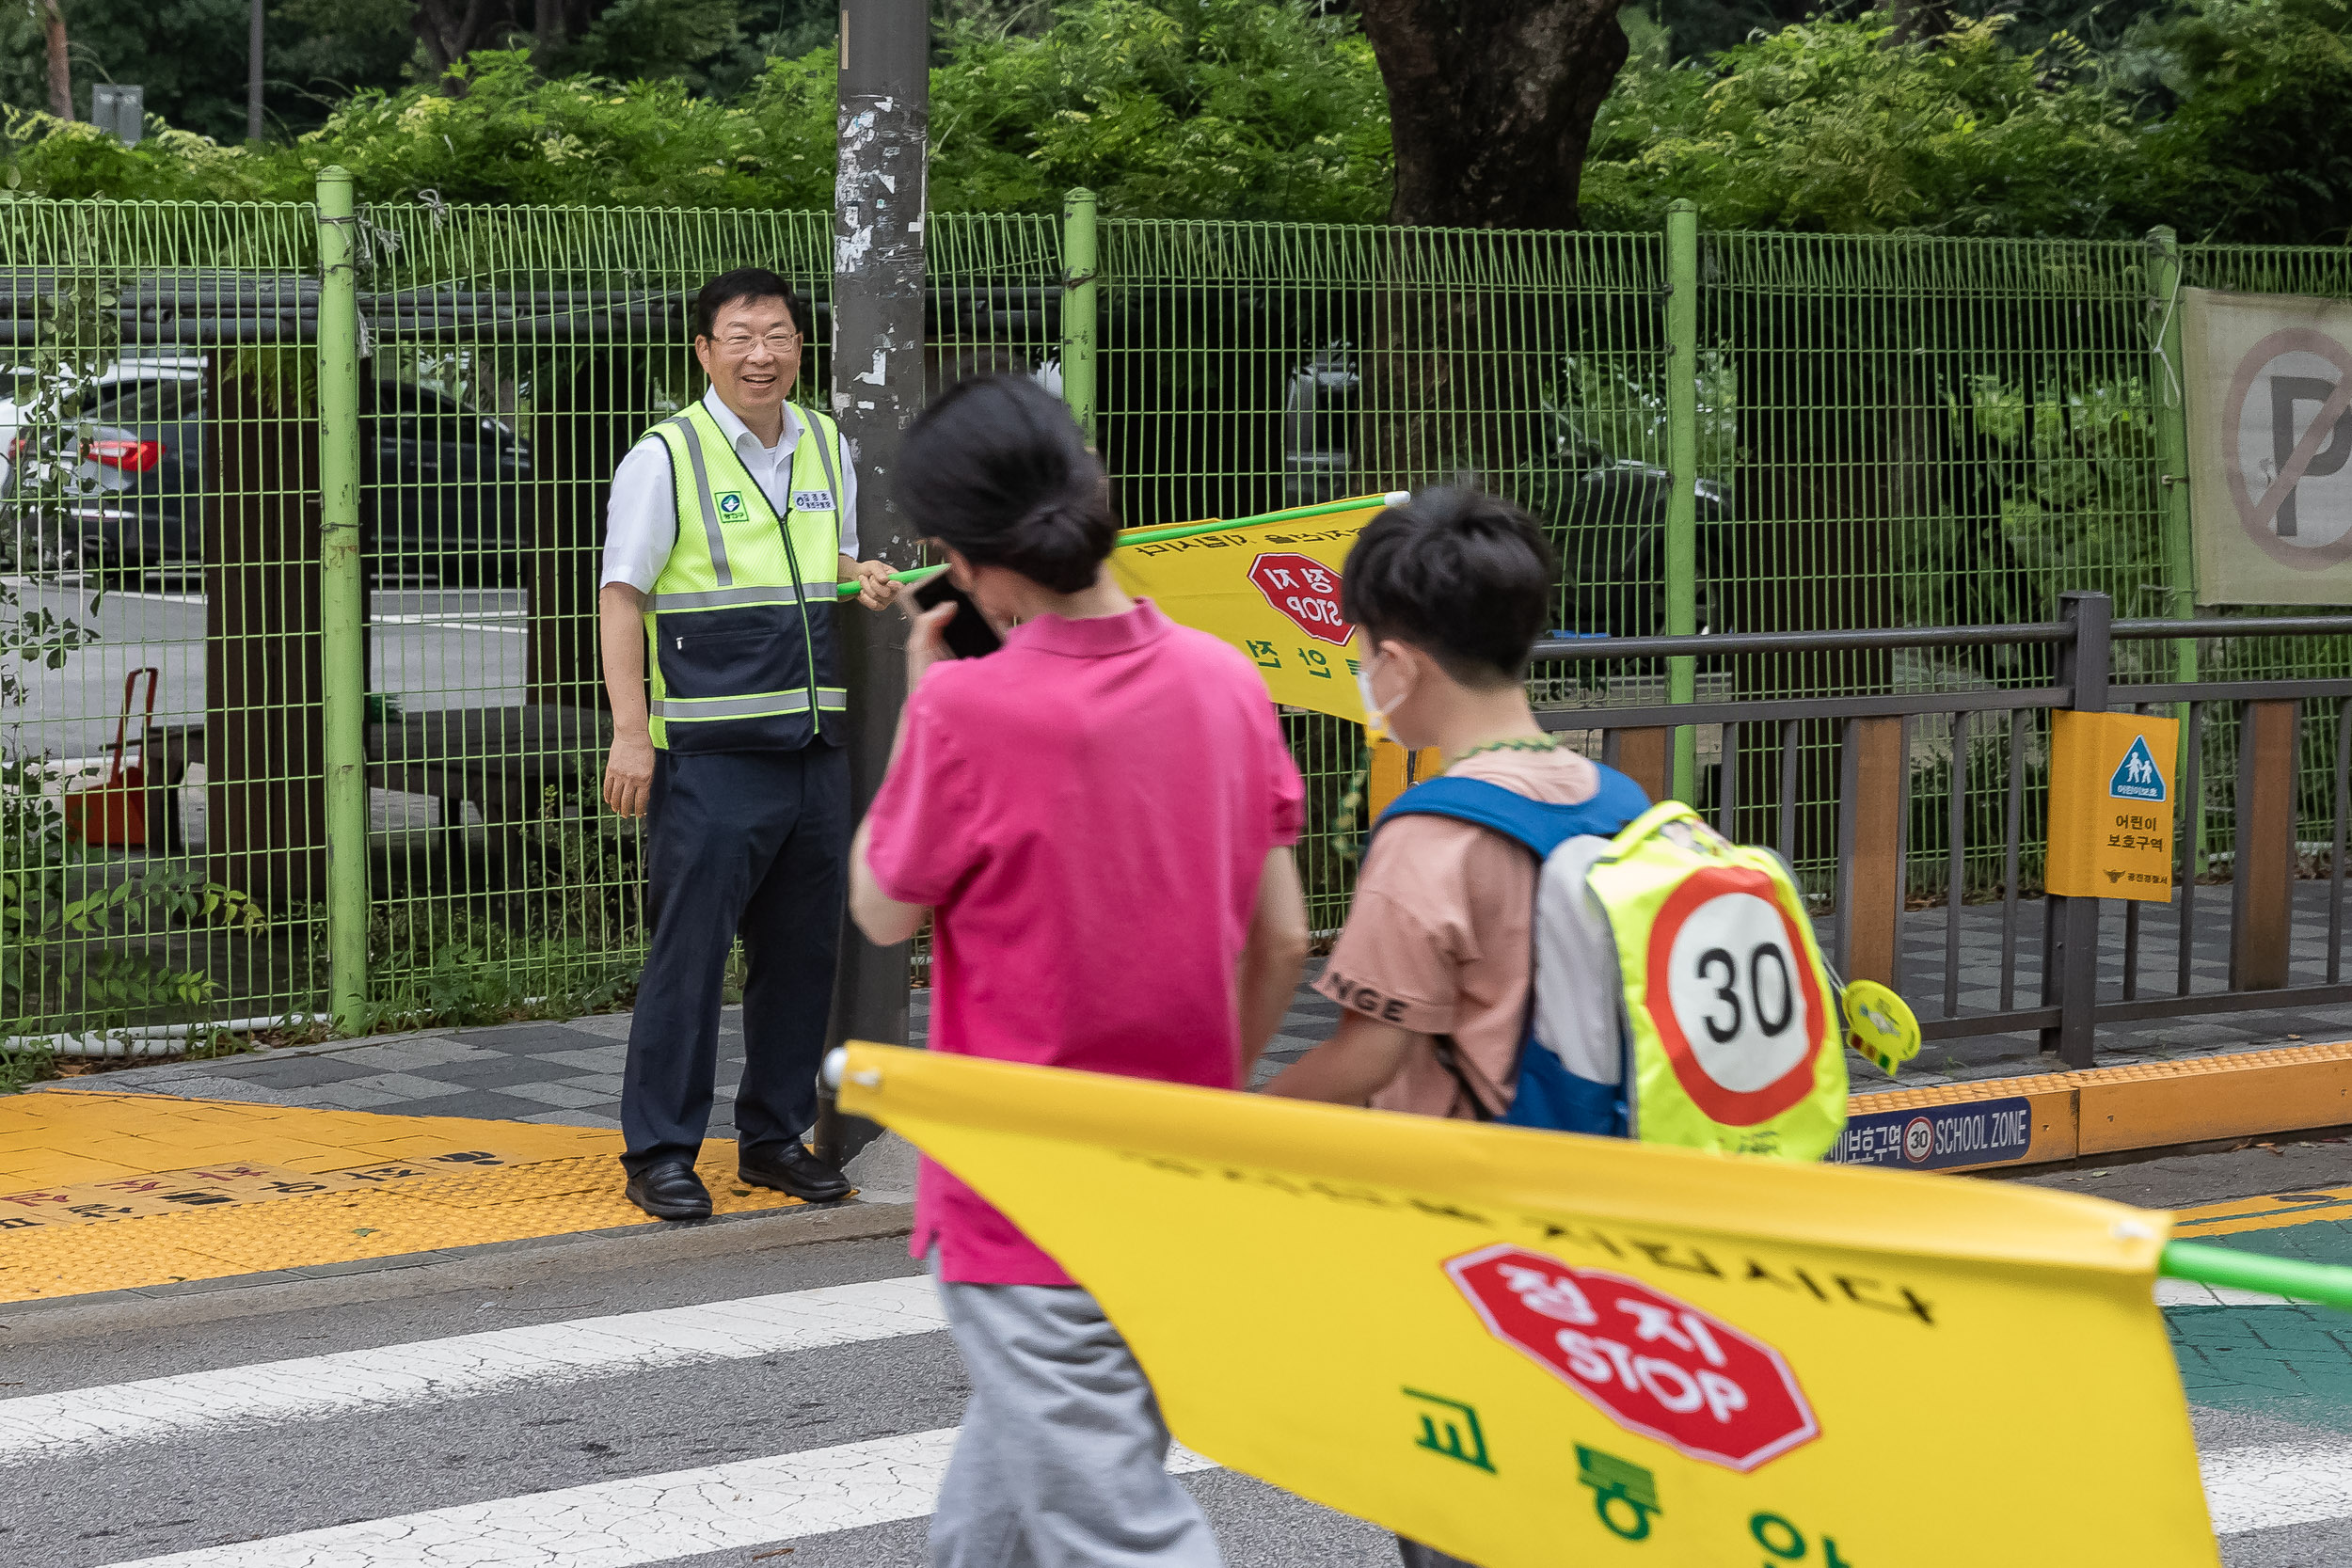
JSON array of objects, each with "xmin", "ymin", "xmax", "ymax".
[
  {"xmin": 691, "ymin": 268, "xmax": 812, "ymax": 341},
  {"xmin": 899, "ymin": 374, "xmax": 1118, "ymax": 594},
  {"xmin": 1340, "ymin": 486, "xmax": 1556, "ymax": 687}
]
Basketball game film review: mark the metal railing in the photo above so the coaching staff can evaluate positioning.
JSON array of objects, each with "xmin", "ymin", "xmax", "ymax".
[
  {"xmin": 9, "ymin": 182, "xmax": 2352, "ymax": 1049},
  {"xmin": 1534, "ymin": 592, "xmax": 2352, "ymax": 1069}
]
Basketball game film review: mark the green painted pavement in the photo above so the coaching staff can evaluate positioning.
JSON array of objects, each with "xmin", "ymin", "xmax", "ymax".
[{"xmin": 2170, "ymin": 1219, "xmax": 2352, "ymax": 1431}]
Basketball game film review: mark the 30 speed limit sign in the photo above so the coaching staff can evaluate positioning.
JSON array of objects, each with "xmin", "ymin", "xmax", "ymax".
[{"xmin": 1643, "ymin": 866, "xmax": 1832, "ymax": 1125}]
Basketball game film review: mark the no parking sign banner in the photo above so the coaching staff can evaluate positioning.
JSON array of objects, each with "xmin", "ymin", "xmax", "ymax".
[
  {"xmin": 838, "ymin": 1042, "xmax": 2219, "ymax": 1568},
  {"xmin": 2185, "ymin": 288, "xmax": 2352, "ymax": 603}
]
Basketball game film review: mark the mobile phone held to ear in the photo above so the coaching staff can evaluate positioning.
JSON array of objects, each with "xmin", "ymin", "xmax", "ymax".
[{"xmin": 910, "ymin": 565, "xmax": 1004, "ymax": 659}]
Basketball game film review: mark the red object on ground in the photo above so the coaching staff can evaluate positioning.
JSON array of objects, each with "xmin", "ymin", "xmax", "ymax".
[
  {"xmin": 1444, "ymin": 1243, "xmax": 1820, "ymax": 1472},
  {"xmin": 65, "ymin": 667, "xmax": 161, "ymax": 847}
]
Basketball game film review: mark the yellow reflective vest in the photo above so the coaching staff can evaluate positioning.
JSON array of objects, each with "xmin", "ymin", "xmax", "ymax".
[{"xmin": 642, "ymin": 401, "xmax": 848, "ymax": 752}]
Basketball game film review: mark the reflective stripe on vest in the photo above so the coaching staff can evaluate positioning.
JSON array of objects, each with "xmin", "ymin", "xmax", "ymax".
[
  {"xmin": 1583, "ymin": 800, "xmax": 1849, "ymax": 1162},
  {"xmin": 642, "ymin": 403, "xmax": 845, "ymax": 751}
]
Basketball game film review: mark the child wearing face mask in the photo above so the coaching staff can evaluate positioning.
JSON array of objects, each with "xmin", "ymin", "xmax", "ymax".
[{"xmin": 1266, "ymin": 486, "xmax": 1647, "ymax": 1568}]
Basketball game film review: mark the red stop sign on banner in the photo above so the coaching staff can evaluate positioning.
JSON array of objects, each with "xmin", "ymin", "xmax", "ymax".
[
  {"xmin": 1444, "ymin": 1243, "xmax": 1820, "ymax": 1472},
  {"xmin": 1248, "ymin": 553, "xmax": 1352, "ymax": 646}
]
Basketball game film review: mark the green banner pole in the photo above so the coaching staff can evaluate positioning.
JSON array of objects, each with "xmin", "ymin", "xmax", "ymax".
[
  {"xmin": 836, "ymin": 492, "xmax": 1410, "ymax": 597},
  {"xmin": 2160, "ymin": 1240, "xmax": 2352, "ymax": 1310}
]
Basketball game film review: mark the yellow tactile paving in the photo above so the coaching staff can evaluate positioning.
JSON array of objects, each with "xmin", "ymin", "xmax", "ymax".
[{"xmin": 0, "ymin": 1094, "xmax": 811, "ymax": 1304}]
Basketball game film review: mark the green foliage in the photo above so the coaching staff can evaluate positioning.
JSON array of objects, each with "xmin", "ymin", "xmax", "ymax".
[
  {"xmin": 2122, "ymin": 0, "xmax": 2352, "ymax": 244},
  {"xmin": 2, "ymin": 0, "xmax": 1384, "ymax": 222},
  {"xmin": 1581, "ymin": 16, "xmax": 2141, "ymax": 236},
  {"xmin": 0, "ymin": 0, "xmax": 418, "ymax": 144},
  {"xmin": 1584, "ymin": 1, "xmax": 2352, "ymax": 245},
  {"xmin": 357, "ymin": 766, "xmax": 643, "ymax": 1033},
  {"xmin": 928, "ymin": 0, "xmax": 1389, "ymax": 220}
]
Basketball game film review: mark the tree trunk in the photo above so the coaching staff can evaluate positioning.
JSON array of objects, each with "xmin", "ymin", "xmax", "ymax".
[
  {"xmin": 412, "ymin": 0, "xmax": 503, "ymax": 83},
  {"xmin": 41, "ymin": 0, "xmax": 72, "ymax": 121},
  {"xmin": 1359, "ymin": 0, "xmax": 1629, "ymax": 230}
]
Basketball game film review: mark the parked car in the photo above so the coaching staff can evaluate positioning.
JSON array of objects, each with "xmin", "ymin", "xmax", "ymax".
[
  {"xmin": 4, "ymin": 362, "xmax": 532, "ymax": 583},
  {"xmin": 1278, "ymin": 347, "xmax": 1732, "ymax": 638}
]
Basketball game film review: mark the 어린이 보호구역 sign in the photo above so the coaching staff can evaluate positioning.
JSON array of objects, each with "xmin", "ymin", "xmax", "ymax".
[{"xmin": 2045, "ymin": 710, "xmax": 2179, "ymax": 903}]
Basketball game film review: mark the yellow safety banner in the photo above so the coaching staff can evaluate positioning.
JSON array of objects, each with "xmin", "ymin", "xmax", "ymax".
[
  {"xmin": 2047, "ymin": 710, "xmax": 2182, "ymax": 903},
  {"xmin": 1109, "ymin": 499, "xmax": 1391, "ymax": 722},
  {"xmin": 837, "ymin": 1043, "xmax": 2217, "ymax": 1568}
]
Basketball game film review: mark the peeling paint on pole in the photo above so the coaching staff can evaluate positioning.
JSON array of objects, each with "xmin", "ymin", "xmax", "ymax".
[{"xmin": 820, "ymin": 0, "xmax": 930, "ymax": 1164}]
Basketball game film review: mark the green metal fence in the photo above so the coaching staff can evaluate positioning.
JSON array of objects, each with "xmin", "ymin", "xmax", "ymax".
[{"xmin": 4, "ymin": 178, "xmax": 2349, "ymax": 1046}]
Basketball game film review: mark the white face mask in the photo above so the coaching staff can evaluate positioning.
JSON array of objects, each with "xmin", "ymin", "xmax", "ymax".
[{"xmin": 1356, "ymin": 646, "xmax": 1396, "ymax": 742}]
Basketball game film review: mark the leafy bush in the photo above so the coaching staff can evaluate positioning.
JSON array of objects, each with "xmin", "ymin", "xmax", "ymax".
[{"xmin": 1, "ymin": 0, "xmax": 1388, "ymax": 221}]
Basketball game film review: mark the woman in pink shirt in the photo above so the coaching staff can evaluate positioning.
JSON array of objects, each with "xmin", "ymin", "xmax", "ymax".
[{"xmin": 850, "ymin": 374, "xmax": 1309, "ymax": 1568}]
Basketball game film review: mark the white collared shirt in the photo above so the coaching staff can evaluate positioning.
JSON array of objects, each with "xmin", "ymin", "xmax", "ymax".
[{"xmin": 598, "ymin": 387, "xmax": 860, "ymax": 592}]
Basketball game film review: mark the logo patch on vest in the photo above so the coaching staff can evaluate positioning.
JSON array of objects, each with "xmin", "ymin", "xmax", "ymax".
[
  {"xmin": 715, "ymin": 490, "xmax": 747, "ymax": 519},
  {"xmin": 791, "ymin": 489, "xmax": 835, "ymax": 513}
]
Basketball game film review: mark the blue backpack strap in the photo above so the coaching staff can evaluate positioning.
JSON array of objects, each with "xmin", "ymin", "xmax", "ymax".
[{"xmin": 1375, "ymin": 766, "xmax": 1652, "ymax": 856}]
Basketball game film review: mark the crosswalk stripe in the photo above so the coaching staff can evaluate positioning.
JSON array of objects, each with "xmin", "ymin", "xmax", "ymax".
[
  {"xmin": 2156, "ymin": 1279, "xmax": 2294, "ymax": 1307},
  {"xmin": 2203, "ymin": 1441, "xmax": 2352, "ymax": 1536},
  {"xmin": 0, "ymin": 1274, "xmax": 942, "ymax": 1465},
  {"xmin": 94, "ymin": 1429, "xmax": 1221, "ymax": 1568}
]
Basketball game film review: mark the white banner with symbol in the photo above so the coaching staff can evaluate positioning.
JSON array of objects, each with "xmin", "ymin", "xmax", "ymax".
[{"xmin": 2186, "ymin": 287, "xmax": 2352, "ymax": 604}]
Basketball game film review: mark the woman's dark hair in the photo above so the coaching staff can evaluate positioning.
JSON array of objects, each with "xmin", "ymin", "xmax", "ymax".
[
  {"xmin": 899, "ymin": 374, "xmax": 1118, "ymax": 594},
  {"xmin": 1340, "ymin": 485, "xmax": 1558, "ymax": 688},
  {"xmin": 691, "ymin": 268, "xmax": 812, "ymax": 341}
]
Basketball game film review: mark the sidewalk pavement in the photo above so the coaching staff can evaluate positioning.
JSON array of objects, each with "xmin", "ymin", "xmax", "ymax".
[{"xmin": 31, "ymin": 974, "xmax": 1349, "ymax": 1132}]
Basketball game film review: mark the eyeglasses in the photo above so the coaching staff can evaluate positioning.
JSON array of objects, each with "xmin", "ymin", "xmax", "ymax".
[{"xmin": 709, "ymin": 331, "xmax": 803, "ymax": 356}]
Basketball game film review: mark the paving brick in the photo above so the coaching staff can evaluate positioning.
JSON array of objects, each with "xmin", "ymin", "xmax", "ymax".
[{"xmin": 501, "ymin": 1081, "xmax": 616, "ymax": 1111}]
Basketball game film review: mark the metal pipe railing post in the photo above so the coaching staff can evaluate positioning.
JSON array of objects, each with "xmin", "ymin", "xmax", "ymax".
[
  {"xmin": 2147, "ymin": 225, "xmax": 2204, "ymax": 873},
  {"xmin": 1061, "ymin": 186, "xmax": 1099, "ymax": 443},
  {"xmin": 1663, "ymin": 198, "xmax": 1700, "ymax": 801},
  {"xmin": 315, "ymin": 166, "xmax": 369, "ymax": 1031},
  {"xmin": 2041, "ymin": 591, "xmax": 2112, "ymax": 1068}
]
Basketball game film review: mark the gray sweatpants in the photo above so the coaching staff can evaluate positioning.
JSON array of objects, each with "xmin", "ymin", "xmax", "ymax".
[{"xmin": 930, "ymin": 1275, "xmax": 1223, "ymax": 1568}]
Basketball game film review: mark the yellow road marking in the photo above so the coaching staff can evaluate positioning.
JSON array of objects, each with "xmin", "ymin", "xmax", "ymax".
[{"xmin": 2171, "ymin": 1183, "xmax": 2352, "ymax": 1238}]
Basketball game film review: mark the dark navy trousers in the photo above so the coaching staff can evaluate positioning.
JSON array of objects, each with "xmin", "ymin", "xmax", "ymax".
[{"xmin": 621, "ymin": 744, "xmax": 850, "ymax": 1175}]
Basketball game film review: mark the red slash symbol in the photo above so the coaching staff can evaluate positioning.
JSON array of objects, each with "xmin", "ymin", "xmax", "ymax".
[{"xmin": 1248, "ymin": 554, "xmax": 1351, "ymax": 646}]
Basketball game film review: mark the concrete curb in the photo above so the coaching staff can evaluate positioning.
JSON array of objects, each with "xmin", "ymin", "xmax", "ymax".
[
  {"xmin": 1849, "ymin": 1040, "xmax": 2352, "ymax": 1174},
  {"xmin": 0, "ymin": 1199, "xmax": 914, "ymax": 1345}
]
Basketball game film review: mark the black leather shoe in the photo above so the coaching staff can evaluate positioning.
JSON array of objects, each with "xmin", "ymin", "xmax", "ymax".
[
  {"xmin": 625, "ymin": 1159, "xmax": 712, "ymax": 1221},
  {"xmin": 739, "ymin": 1142, "xmax": 852, "ymax": 1202}
]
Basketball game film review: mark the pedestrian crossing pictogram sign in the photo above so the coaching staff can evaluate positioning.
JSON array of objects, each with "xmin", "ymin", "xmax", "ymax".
[
  {"xmin": 2047, "ymin": 711, "xmax": 2180, "ymax": 903},
  {"xmin": 2111, "ymin": 735, "xmax": 2167, "ymax": 801}
]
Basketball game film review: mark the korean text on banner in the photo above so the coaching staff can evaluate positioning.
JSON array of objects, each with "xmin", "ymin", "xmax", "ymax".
[
  {"xmin": 1109, "ymin": 499, "xmax": 1390, "ymax": 722},
  {"xmin": 2185, "ymin": 287, "xmax": 2352, "ymax": 604},
  {"xmin": 2046, "ymin": 710, "xmax": 2181, "ymax": 903},
  {"xmin": 836, "ymin": 1043, "xmax": 2214, "ymax": 1568}
]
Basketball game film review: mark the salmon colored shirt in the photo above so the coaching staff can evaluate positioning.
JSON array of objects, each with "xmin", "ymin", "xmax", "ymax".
[
  {"xmin": 864, "ymin": 600, "xmax": 1304, "ymax": 1286},
  {"xmin": 1315, "ymin": 747, "xmax": 1600, "ymax": 1118}
]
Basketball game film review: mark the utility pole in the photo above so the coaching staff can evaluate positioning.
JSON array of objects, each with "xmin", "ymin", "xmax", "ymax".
[
  {"xmin": 818, "ymin": 0, "xmax": 929, "ymax": 1165},
  {"xmin": 249, "ymin": 0, "xmax": 265, "ymax": 141}
]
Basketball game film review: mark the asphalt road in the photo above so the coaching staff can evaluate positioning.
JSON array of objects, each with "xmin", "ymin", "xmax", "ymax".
[
  {"xmin": 4, "ymin": 1137, "xmax": 2352, "ymax": 1566},
  {"xmin": 0, "ymin": 577, "xmax": 526, "ymax": 763}
]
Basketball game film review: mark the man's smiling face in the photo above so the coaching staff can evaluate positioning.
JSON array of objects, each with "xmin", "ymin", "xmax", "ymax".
[{"xmin": 694, "ymin": 293, "xmax": 803, "ymax": 429}]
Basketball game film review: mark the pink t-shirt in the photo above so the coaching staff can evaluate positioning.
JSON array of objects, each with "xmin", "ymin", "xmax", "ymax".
[{"xmin": 862, "ymin": 599, "xmax": 1304, "ymax": 1285}]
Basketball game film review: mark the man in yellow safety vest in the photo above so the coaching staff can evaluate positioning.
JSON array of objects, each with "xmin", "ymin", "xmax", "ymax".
[{"xmin": 597, "ymin": 268, "xmax": 903, "ymax": 1220}]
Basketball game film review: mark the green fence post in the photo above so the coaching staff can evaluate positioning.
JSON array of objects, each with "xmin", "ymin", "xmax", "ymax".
[
  {"xmin": 1062, "ymin": 187, "xmax": 1098, "ymax": 442},
  {"xmin": 1665, "ymin": 199, "xmax": 1700, "ymax": 801},
  {"xmin": 2147, "ymin": 225, "xmax": 2201, "ymax": 866},
  {"xmin": 316, "ymin": 166, "xmax": 369, "ymax": 1030}
]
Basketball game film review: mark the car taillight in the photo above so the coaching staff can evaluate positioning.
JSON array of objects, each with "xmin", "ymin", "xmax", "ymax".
[{"xmin": 87, "ymin": 439, "xmax": 162, "ymax": 473}]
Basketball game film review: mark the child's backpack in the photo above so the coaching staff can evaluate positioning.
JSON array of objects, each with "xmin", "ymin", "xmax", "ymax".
[{"xmin": 1377, "ymin": 778, "xmax": 1857, "ymax": 1162}]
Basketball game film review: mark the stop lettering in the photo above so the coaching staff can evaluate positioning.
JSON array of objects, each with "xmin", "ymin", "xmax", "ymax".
[
  {"xmin": 1248, "ymin": 553, "xmax": 1352, "ymax": 646},
  {"xmin": 1444, "ymin": 1243, "xmax": 1820, "ymax": 1472}
]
